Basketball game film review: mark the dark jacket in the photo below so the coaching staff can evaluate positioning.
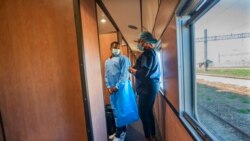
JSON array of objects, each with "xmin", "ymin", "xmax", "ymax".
[{"xmin": 134, "ymin": 49, "xmax": 160, "ymax": 94}]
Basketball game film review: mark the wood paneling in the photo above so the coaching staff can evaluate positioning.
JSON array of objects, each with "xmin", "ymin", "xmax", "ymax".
[
  {"xmin": 99, "ymin": 33, "xmax": 118, "ymax": 104},
  {"xmin": 0, "ymin": 0, "xmax": 87, "ymax": 140},
  {"xmin": 153, "ymin": 95, "xmax": 193, "ymax": 141},
  {"xmin": 161, "ymin": 17, "xmax": 179, "ymax": 110},
  {"xmin": 142, "ymin": 0, "xmax": 159, "ymax": 32},
  {"xmin": 79, "ymin": 0, "xmax": 107, "ymax": 140},
  {"xmin": 165, "ymin": 104, "xmax": 193, "ymax": 141},
  {"xmin": 153, "ymin": 0, "xmax": 180, "ymax": 39},
  {"xmin": 154, "ymin": 94, "xmax": 166, "ymax": 140},
  {"xmin": 121, "ymin": 45, "xmax": 128, "ymax": 57}
]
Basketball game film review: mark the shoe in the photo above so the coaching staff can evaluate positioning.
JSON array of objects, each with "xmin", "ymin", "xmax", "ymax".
[
  {"xmin": 109, "ymin": 133, "xmax": 116, "ymax": 140},
  {"xmin": 120, "ymin": 132, "xmax": 126, "ymax": 141},
  {"xmin": 112, "ymin": 132, "xmax": 126, "ymax": 141},
  {"xmin": 112, "ymin": 136, "xmax": 122, "ymax": 141}
]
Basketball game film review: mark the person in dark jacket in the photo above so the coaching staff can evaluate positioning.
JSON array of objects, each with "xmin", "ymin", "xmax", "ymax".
[{"xmin": 129, "ymin": 32, "xmax": 160, "ymax": 141}]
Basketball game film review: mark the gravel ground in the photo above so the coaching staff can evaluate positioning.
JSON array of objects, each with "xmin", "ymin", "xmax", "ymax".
[{"xmin": 197, "ymin": 83, "xmax": 250, "ymax": 141}]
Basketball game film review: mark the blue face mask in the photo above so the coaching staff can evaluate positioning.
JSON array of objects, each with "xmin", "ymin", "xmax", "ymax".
[
  {"xmin": 112, "ymin": 49, "xmax": 120, "ymax": 56},
  {"xmin": 137, "ymin": 44, "xmax": 144, "ymax": 51}
]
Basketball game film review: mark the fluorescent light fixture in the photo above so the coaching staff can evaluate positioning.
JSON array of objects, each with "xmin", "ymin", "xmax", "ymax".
[{"xmin": 100, "ymin": 18, "xmax": 106, "ymax": 23}]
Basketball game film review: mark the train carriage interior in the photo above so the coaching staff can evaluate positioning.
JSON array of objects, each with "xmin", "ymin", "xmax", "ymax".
[{"xmin": 0, "ymin": 0, "xmax": 249, "ymax": 141}]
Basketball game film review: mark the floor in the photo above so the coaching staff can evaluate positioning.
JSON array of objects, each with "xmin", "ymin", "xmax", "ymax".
[
  {"xmin": 124, "ymin": 120, "xmax": 146, "ymax": 141},
  {"xmin": 108, "ymin": 118, "xmax": 163, "ymax": 141}
]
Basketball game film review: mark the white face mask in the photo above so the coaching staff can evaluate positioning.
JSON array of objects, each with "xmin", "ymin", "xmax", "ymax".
[
  {"xmin": 137, "ymin": 44, "xmax": 144, "ymax": 51},
  {"xmin": 112, "ymin": 49, "xmax": 120, "ymax": 56}
]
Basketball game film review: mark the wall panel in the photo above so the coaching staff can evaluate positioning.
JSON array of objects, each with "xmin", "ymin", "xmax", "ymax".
[
  {"xmin": 161, "ymin": 17, "xmax": 179, "ymax": 110},
  {"xmin": 0, "ymin": 0, "xmax": 87, "ymax": 140},
  {"xmin": 154, "ymin": 94, "xmax": 166, "ymax": 140},
  {"xmin": 165, "ymin": 104, "xmax": 193, "ymax": 141},
  {"xmin": 79, "ymin": 0, "xmax": 107, "ymax": 140},
  {"xmin": 153, "ymin": 0, "xmax": 180, "ymax": 39},
  {"xmin": 121, "ymin": 45, "xmax": 128, "ymax": 57}
]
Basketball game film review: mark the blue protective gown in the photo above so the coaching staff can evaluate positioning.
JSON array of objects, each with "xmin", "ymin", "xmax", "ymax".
[{"xmin": 105, "ymin": 55, "xmax": 139, "ymax": 127}]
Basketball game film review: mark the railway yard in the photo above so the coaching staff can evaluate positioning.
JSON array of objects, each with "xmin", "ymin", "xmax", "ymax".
[{"xmin": 197, "ymin": 75, "xmax": 250, "ymax": 141}]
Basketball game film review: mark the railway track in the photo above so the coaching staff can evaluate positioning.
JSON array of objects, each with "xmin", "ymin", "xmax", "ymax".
[{"xmin": 198, "ymin": 104, "xmax": 250, "ymax": 140}]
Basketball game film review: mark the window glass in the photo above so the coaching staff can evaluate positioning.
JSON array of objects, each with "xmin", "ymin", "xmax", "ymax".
[
  {"xmin": 193, "ymin": 0, "xmax": 250, "ymax": 140},
  {"xmin": 157, "ymin": 50, "xmax": 164, "ymax": 89}
]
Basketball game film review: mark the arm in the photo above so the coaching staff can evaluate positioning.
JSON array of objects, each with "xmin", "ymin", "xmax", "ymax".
[
  {"xmin": 135, "ymin": 55, "xmax": 153, "ymax": 79},
  {"xmin": 105, "ymin": 61, "xmax": 115, "ymax": 94},
  {"xmin": 105, "ymin": 61, "xmax": 111, "ymax": 89},
  {"xmin": 115, "ymin": 56, "xmax": 130, "ymax": 90}
]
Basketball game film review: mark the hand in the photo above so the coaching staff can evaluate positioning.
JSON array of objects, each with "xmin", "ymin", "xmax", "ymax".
[
  {"xmin": 129, "ymin": 67, "xmax": 137, "ymax": 75},
  {"xmin": 111, "ymin": 87, "xmax": 118, "ymax": 93},
  {"xmin": 108, "ymin": 88, "xmax": 113, "ymax": 94},
  {"xmin": 108, "ymin": 87, "xmax": 118, "ymax": 95}
]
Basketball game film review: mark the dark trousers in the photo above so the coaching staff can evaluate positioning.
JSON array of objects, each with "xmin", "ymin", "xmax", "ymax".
[
  {"xmin": 138, "ymin": 83, "xmax": 159, "ymax": 138},
  {"xmin": 115, "ymin": 126, "xmax": 126, "ymax": 138}
]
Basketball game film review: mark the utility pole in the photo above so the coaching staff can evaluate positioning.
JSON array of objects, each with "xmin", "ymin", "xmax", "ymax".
[
  {"xmin": 218, "ymin": 53, "xmax": 220, "ymax": 66},
  {"xmin": 204, "ymin": 29, "xmax": 208, "ymax": 71}
]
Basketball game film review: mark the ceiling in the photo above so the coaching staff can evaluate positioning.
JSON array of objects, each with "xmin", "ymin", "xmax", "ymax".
[
  {"xmin": 97, "ymin": 0, "xmax": 159, "ymax": 51},
  {"xmin": 96, "ymin": 4, "xmax": 116, "ymax": 34}
]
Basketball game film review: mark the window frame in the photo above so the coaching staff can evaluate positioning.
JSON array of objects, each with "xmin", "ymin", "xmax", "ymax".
[{"xmin": 176, "ymin": 0, "xmax": 220, "ymax": 140}]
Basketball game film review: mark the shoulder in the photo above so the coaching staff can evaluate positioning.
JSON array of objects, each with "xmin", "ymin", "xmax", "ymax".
[
  {"xmin": 145, "ymin": 49, "xmax": 156, "ymax": 57},
  {"xmin": 146, "ymin": 49, "xmax": 156, "ymax": 54},
  {"xmin": 105, "ymin": 58, "xmax": 111, "ymax": 65},
  {"xmin": 120, "ymin": 55, "xmax": 129, "ymax": 61},
  {"xmin": 120, "ymin": 55, "xmax": 128, "ymax": 59}
]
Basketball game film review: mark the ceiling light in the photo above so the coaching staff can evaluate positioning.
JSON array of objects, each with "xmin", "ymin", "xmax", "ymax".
[{"xmin": 100, "ymin": 18, "xmax": 106, "ymax": 23}]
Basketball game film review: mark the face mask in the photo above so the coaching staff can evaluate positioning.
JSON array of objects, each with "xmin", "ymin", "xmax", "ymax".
[
  {"xmin": 153, "ymin": 40, "xmax": 162, "ymax": 51},
  {"xmin": 112, "ymin": 49, "xmax": 120, "ymax": 56},
  {"xmin": 137, "ymin": 44, "xmax": 144, "ymax": 51}
]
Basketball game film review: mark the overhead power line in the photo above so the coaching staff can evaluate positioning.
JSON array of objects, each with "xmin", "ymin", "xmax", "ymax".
[{"xmin": 196, "ymin": 33, "xmax": 250, "ymax": 42}]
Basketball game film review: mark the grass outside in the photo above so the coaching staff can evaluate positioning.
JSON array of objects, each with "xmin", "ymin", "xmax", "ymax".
[
  {"xmin": 238, "ymin": 109, "xmax": 250, "ymax": 114},
  {"xmin": 197, "ymin": 83, "xmax": 250, "ymax": 114},
  {"xmin": 196, "ymin": 68, "xmax": 250, "ymax": 78}
]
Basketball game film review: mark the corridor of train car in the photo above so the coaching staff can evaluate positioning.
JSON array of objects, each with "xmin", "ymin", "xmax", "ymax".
[{"xmin": 0, "ymin": 0, "xmax": 249, "ymax": 141}]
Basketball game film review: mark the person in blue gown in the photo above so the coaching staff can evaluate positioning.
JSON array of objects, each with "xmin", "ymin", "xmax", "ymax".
[{"xmin": 105, "ymin": 41, "xmax": 139, "ymax": 141}]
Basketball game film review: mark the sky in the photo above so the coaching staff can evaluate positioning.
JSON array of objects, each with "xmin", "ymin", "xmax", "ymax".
[{"xmin": 194, "ymin": 0, "xmax": 250, "ymax": 67}]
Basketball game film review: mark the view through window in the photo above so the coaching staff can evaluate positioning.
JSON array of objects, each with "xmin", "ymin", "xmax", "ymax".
[{"xmin": 193, "ymin": 0, "xmax": 250, "ymax": 141}]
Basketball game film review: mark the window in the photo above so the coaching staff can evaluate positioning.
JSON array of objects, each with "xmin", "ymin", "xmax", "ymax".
[
  {"xmin": 178, "ymin": 0, "xmax": 250, "ymax": 141},
  {"xmin": 157, "ymin": 49, "xmax": 164, "ymax": 89}
]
